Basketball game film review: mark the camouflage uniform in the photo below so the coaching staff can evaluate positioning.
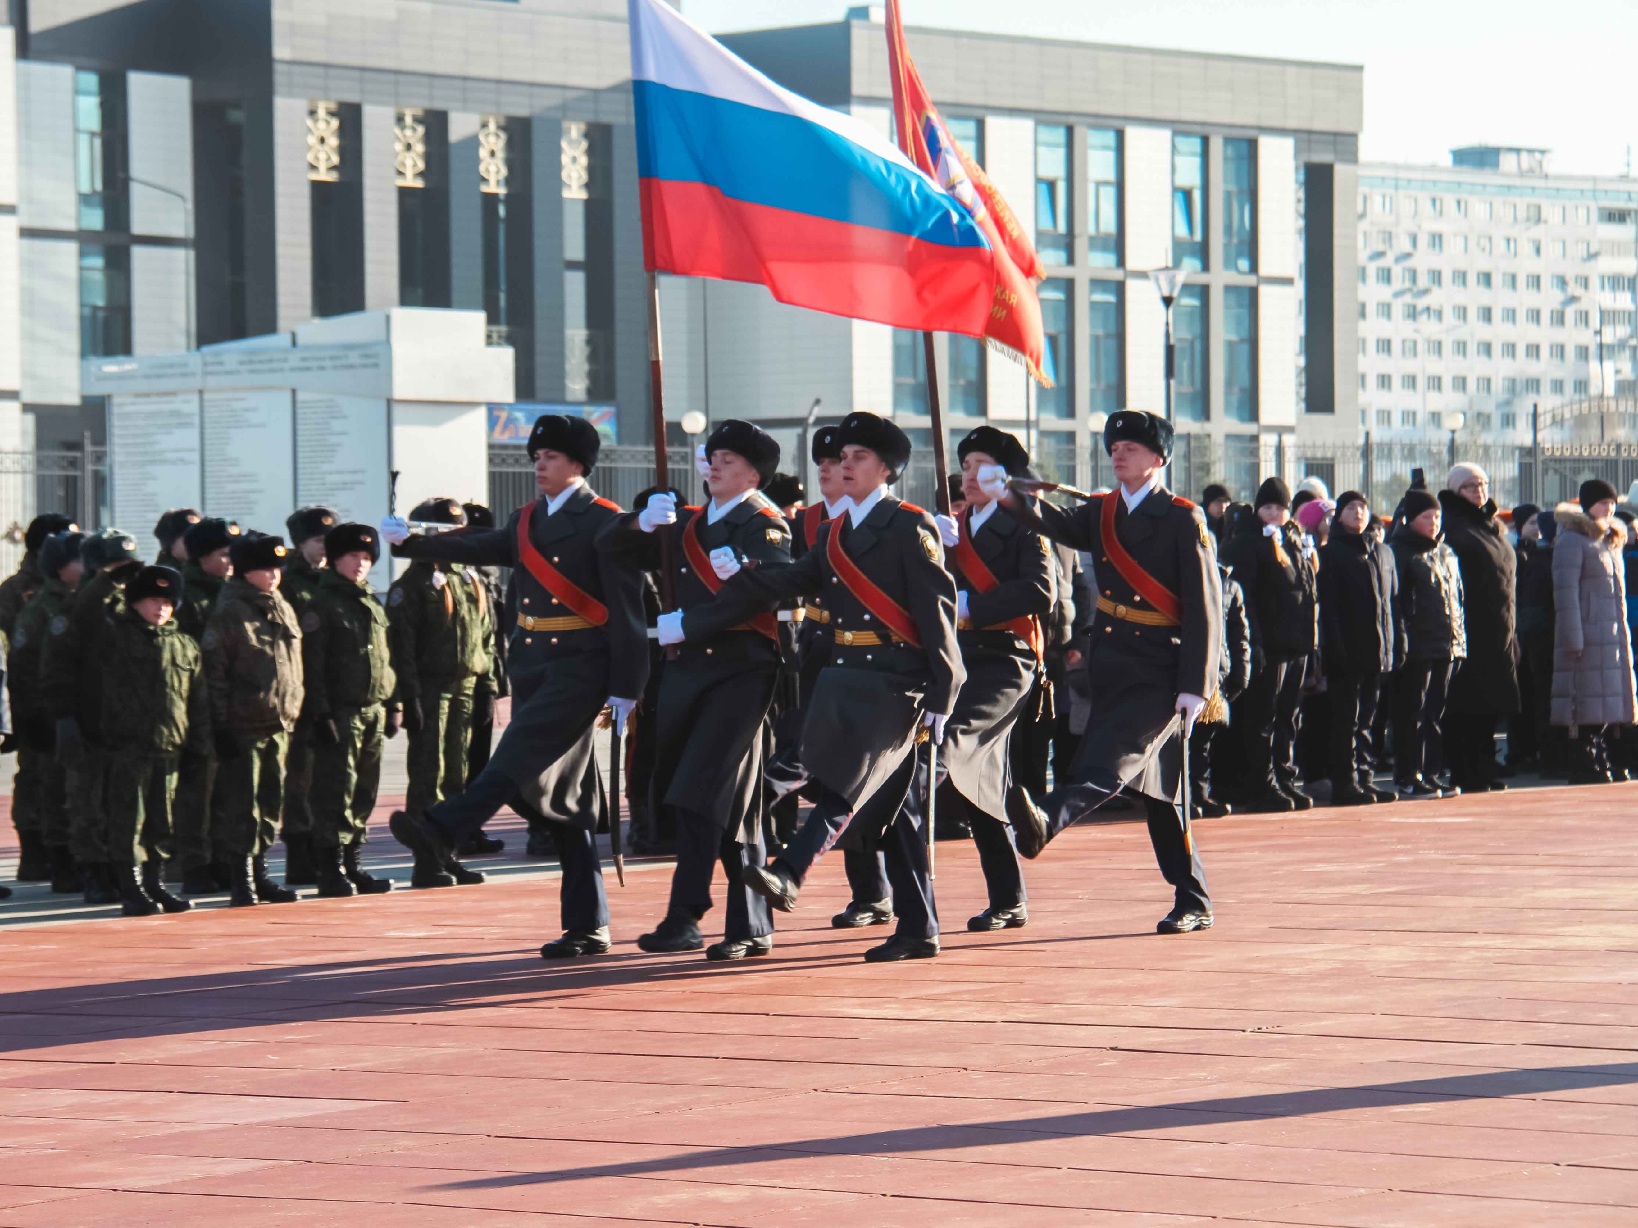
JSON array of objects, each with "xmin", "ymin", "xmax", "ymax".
[
  {"xmin": 277, "ymin": 550, "xmax": 328, "ymax": 849},
  {"xmin": 101, "ymin": 605, "xmax": 208, "ymax": 868},
  {"xmin": 203, "ymin": 576, "xmax": 304, "ymax": 860},
  {"xmin": 172, "ymin": 546, "xmax": 232, "ymax": 877},
  {"xmin": 11, "ymin": 576, "xmax": 77, "ymax": 856},
  {"xmin": 302, "ymin": 568, "xmax": 398, "ymax": 850},
  {"xmin": 388, "ymin": 558, "xmax": 493, "ymax": 818},
  {"xmin": 0, "ymin": 553, "xmax": 45, "ymax": 642}
]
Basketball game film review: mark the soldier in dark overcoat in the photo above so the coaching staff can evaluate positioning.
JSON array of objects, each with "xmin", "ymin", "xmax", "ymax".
[
  {"xmin": 385, "ymin": 415, "xmax": 649, "ymax": 959},
  {"xmin": 605, "ymin": 420, "xmax": 791, "ymax": 961},
  {"xmin": 688, "ymin": 412, "xmax": 964, "ymax": 961},
  {"xmin": 998, "ymin": 410, "xmax": 1220, "ymax": 934}
]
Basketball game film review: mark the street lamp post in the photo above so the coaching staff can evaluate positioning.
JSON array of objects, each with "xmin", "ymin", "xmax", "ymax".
[
  {"xmin": 1446, "ymin": 410, "xmax": 1467, "ymax": 473},
  {"xmin": 1148, "ymin": 267, "xmax": 1190, "ymax": 422},
  {"xmin": 120, "ymin": 173, "xmax": 194, "ymax": 349}
]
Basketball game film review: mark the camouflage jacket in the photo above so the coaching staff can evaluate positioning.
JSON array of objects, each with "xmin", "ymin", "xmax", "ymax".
[
  {"xmin": 9, "ymin": 577, "xmax": 74, "ymax": 727},
  {"xmin": 386, "ymin": 559, "xmax": 494, "ymax": 699},
  {"xmin": 41, "ymin": 567, "xmax": 126, "ymax": 735},
  {"xmin": 176, "ymin": 561, "xmax": 226, "ymax": 641},
  {"xmin": 0, "ymin": 554, "xmax": 44, "ymax": 640},
  {"xmin": 300, "ymin": 569, "xmax": 397, "ymax": 719},
  {"xmin": 281, "ymin": 555, "xmax": 327, "ymax": 619},
  {"xmin": 203, "ymin": 578, "xmax": 304, "ymax": 735},
  {"xmin": 101, "ymin": 607, "xmax": 209, "ymax": 756}
]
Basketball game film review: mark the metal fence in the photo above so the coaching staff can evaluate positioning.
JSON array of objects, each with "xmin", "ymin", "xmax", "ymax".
[
  {"xmin": 0, "ymin": 447, "xmax": 109, "ymax": 578},
  {"xmin": 489, "ymin": 444, "xmax": 700, "ymax": 512}
]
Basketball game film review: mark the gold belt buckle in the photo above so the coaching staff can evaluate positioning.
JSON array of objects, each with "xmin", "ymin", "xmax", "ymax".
[
  {"xmin": 839, "ymin": 630, "xmax": 855, "ymax": 646},
  {"xmin": 1114, "ymin": 603, "xmax": 1129, "ymax": 620}
]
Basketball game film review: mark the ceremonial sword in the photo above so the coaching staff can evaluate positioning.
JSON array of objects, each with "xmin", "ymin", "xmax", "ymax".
[
  {"xmin": 1008, "ymin": 476, "xmax": 1098, "ymax": 502},
  {"xmin": 608, "ymin": 713, "xmax": 626, "ymax": 887}
]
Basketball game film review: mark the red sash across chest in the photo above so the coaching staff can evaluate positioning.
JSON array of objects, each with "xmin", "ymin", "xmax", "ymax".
[
  {"xmin": 1098, "ymin": 492, "xmax": 1183, "ymax": 624},
  {"xmin": 825, "ymin": 515, "xmax": 922, "ymax": 648},
  {"xmin": 680, "ymin": 508, "xmax": 780, "ymax": 643},
  {"xmin": 514, "ymin": 500, "xmax": 608, "ymax": 626},
  {"xmin": 951, "ymin": 512, "xmax": 1044, "ymax": 660}
]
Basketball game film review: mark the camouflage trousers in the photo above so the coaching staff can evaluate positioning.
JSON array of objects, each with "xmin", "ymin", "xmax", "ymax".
[
  {"xmin": 104, "ymin": 748, "xmax": 181, "ymax": 868},
  {"xmin": 215, "ymin": 731, "xmax": 290, "ymax": 860},
  {"xmin": 67, "ymin": 743, "xmax": 110, "ymax": 864},
  {"xmin": 405, "ymin": 677, "xmax": 476, "ymax": 819},
  {"xmin": 281, "ymin": 721, "xmax": 316, "ymax": 838},
  {"xmin": 173, "ymin": 749, "xmax": 221, "ymax": 870},
  {"xmin": 311, "ymin": 704, "xmax": 385, "ymax": 849}
]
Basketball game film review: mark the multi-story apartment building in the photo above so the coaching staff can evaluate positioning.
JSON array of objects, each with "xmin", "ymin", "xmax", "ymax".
[{"xmin": 1356, "ymin": 147, "xmax": 1638, "ymax": 444}]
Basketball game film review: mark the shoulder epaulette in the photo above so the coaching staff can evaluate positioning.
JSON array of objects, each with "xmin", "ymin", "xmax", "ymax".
[
  {"xmin": 755, "ymin": 505, "xmax": 782, "ymax": 519},
  {"xmin": 683, "ymin": 505, "xmax": 704, "ymax": 513},
  {"xmin": 898, "ymin": 501, "xmax": 926, "ymax": 515},
  {"xmin": 592, "ymin": 496, "xmax": 622, "ymax": 512},
  {"xmin": 1172, "ymin": 495, "xmax": 1197, "ymax": 510}
]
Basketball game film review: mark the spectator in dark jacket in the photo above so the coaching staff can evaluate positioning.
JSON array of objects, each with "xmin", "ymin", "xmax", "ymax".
[
  {"xmin": 1319, "ymin": 491, "xmax": 1402, "ymax": 805},
  {"xmin": 1202, "ymin": 483, "xmax": 1231, "ymax": 547},
  {"xmin": 1221, "ymin": 477, "xmax": 1318, "ymax": 812},
  {"xmin": 1189, "ymin": 560, "xmax": 1252, "ymax": 818},
  {"xmin": 1438, "ymin": 464, "xmax": 1520, "ymax": 793},
  {"xmin": 1390, "ymin": 490, "xmax": 1466, "ymax": 799},
  {"xmin": 1507, "ymin": 503, "xmax": 1545, "ymax": 770}
]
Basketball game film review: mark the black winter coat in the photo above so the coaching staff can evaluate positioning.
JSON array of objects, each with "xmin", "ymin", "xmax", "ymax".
[
  {"xmin": 1318, "ymin": 523, "xmax": 1402, "ymax": 676},
  {"xmin": 1515, "ymin": 539, "xmax": 1554, "ymax": 640},
  {"xmin": 1219, "ymin": 565, "xmax": 1253, "ymax": 701},
  {"xmin": 1220, "ymin": 512, "xmax": 1317, "ymax": 664},
  {"xmin": 1437, "ymin": 490, "xmax": 1520, "ymax": 714},
  {"xmin": 1390, "ymin": 525, "xmax": 1466, "ymax": 662}
]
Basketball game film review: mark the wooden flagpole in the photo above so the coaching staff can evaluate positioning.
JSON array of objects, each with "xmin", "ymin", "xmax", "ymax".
[
  {"xmin": 922, "ymin": 330, "xmax": 951, "ymax": 515},
  {"xmin": 645, "ymin": 270, "xmax": 678, "ymax": 616}
]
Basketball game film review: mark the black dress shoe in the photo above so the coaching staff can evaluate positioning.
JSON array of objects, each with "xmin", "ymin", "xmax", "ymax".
[
  {"xmin": 744, "ymin": 862, "xmax": 800, "ymax": 913},
  {"xmin": 1197, "ymin": 797, "xmax": 1231, "ymax": 818},
  {"xmin": 864, "ymin": 935, "xmax": 939, "ymax": 962},
  {"xmin": 706, "ymin": 936, "xmax": 773, "ymax": 961},
  {"xmin": 1362, "ymin": 782, "xmax": 1397, "ymax": 804},
  {"xmin": 831, "ymin": 900, "xmax": 893, "ymax": 928},
  {"xmin": 1157, "ymin": 909, "xmax": 1214, "ymax": 934},
  {"xmin": 460, "ymin": 833, "xmax": 506, "ymax": 857},
  {"xmin": 637, "ymin": 914, "xmax": 704, "ymax": 953},
  {"xmin": 449, "ymin": 861, "xmax": 486, "ymax": 886},
  {"xmin": 1009, "ymin": 791, "xmax": 1050, "ymax": 860},
  {"xmin": 967, "ymin": 904, "xmax": 1028, "ymax": 932},
  {"xmin": 391, "ymin": 810, "xmax": 459, "ymax": 887},
  {"xmin": 541, "ymin": 928, "xmax": 613, "ymax": 959}
]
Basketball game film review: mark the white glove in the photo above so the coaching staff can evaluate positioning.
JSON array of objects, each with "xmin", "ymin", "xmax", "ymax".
[
  {"xmin": 934, "ymin": 513, "xmax": 960, "ymax": 546},
  {"xmin": 378, "ymin": 516, "xmax": 410, "ymax": 545},
  {"xmin": 976, "ymin": 464, "xmax": 1009, "ymax": 502},
  {"xmin": 694, "ymin": 444, "xmax": 711, "ymax": 478},
  {"xmin": 956, "ymin": 590, "xmax": 970, "ymax": 622},
  {"xmin": 1176, "ymin": 692, "xmax": 1207, "ymax": 736},
  {"xmin": 656, "ymin": 610, "xmax": 685, "ymax": 645},
  {"xmin": 709, "ymin": 546, "xmax": 741, "ymax": 580},
  {"xmin": 638, "ymin": 492, "xmax": 677, "ymax": 533},
  {"xmin": 922, "ymin": 711, "xmax": 948, "ymax": 744},
  {"xmin": 606, "ymin": 696, "xmax": 637, "ymax": 737}
]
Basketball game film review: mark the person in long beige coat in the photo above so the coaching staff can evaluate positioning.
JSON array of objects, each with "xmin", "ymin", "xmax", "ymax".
[{"xmin": 1551, "ymin": 480, "xmax": 1636, "ymax": 783}]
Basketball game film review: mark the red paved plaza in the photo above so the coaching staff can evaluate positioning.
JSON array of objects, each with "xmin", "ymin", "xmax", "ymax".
[{"xmin": 2, "ymin": 783, "xmax": 1636, "ymax": 1225}]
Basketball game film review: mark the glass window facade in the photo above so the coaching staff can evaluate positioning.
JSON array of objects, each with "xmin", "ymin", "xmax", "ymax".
[
  {"xmin": 562, "ymin": 121, "xmax": 616, "ymax": 402},
  {"xmin": 893, "ymin": 329, "xmax": 928, "ymax": 416},
  {"xmin": 74, "ymin": 70, "xmax": 127, "ymax": 232},
  {"xmin": 1086, "ymin": 128, "xmax": 1121, "ymax": 269},
  {"xmin": 79, "ymin": 243, "xmax": 131, "ymax": 358},
  {"xmin": 1037, "ymin": 280, "xmax": 1073, "ymax": 419},
  {"xmin": 398, "ymin": 110, "xmax": 451, "ymax": 310},
  {"xmin": 948, "ymin": 335, "xmax": 986, "ymax": 417},
  {"xmin": 1224, "ymin": 286, "xmax": 1256, "ymax": 422},
  {"xmin": 1173, "ymin": 284, "xmax": 1207, "ymax": 421},
  {"xmin": 1222, "ymin": 138, "xmax": 1255, "ymax": 273},
  {"xmin": 1172, "ymin": 134, "xmax": 1206, "ymax": 271},
  {"xmin": 1087, "ymin": 281, "xmax": 1123, "ymax": 416},
  {"xmin": 1035, "ymin": 125, "xmax": 1071, "ymax": 265},
  {"xmin": 944, "ymin": 116, "xmax": 982, "ymax": 163}
]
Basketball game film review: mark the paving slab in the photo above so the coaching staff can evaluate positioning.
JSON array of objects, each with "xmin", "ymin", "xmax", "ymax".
[{"xmin": 0, "ymin": 779, "xmax": 1634, "ymax": 1223}]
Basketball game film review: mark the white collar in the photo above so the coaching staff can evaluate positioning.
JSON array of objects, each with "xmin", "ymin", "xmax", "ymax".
[
  {"xmin": 707, "ymin": 489, "xmax": 751, "ymax": 525},
  {"xmin": 1121, "ymin": 475, "xmax": 1159, "ymax": 513},
  {"xmin": 545, "ymin": 478, "xmax": 584, "ymax": 516},
  {"xmin": 969, "ymin": 500, "xmax": 999, "ymax": 533},
  {"xmin": 849, "ymin": 485, "xmax": 890, "ymax": 527},
  {"xmin": 823, "ymin": 495, "xmax": 851, "ymax": 520}
]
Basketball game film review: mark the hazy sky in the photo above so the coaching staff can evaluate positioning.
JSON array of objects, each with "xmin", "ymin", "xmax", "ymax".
[{"xmin": 682, "ymin": 0, "xmax": 1638, "ymax": 177}]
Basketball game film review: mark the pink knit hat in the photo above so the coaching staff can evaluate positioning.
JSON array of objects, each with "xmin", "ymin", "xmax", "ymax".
[{"xmin": 1295, "ymin": 497, "xmax": 1335, "ymax": 531}]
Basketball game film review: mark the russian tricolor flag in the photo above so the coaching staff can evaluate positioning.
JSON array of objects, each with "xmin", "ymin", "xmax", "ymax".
[{"xmin": 629, "ymin": 0, "xmax": 999, "ymax": 338}]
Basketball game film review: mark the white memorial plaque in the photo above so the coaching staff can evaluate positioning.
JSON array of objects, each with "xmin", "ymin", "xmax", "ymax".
[
  {"xmin": 109, "ymin": 391, "xmax": 202, "ymax": 537},
  {"xmin": 295, "ymin": 393, "xmax": 391, "ymax": 527},
  {"xmin": 202, "ymin": 389, "xmax": 295, "ymax": 534}
]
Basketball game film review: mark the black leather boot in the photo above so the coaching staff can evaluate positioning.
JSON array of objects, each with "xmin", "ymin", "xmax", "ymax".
[
  {"xmin": 253, "ymin": 855, "xmax": 299, "ymax": 903},
  {"xmin": 228, "ymin": 857, "xmax": 258, "ymax": 907},
  {"xmin": 16, "ymin": 830, "xmax": 50, "ymax": 881},
  {"xmin": 49, "ymin": 846, "xmax": 81, "ymax": 894},
  {"xmin": 181, "ymin": 863, "xmax": 220, "ymax": 895},
  {"xmin": 82, "ymin": 862, "xmax": 119, "ymax": 906},
  {"xmin": 315, "ymin": 845, "xmax": 358, "ymax": 898},
  {"xmin": 342, "ymin": 844, "xmax": 393, "ymax": 894},
  {"xmin": 282, "ymin": 833, "xmax": 318, "ymax": 886},
  {"xmin": 117, "ymin": 864, "xmax": 161, "ymax": 917},
  {"xmin": 141, "ymin": 861, "xmax": 192, "ymax": 913}
]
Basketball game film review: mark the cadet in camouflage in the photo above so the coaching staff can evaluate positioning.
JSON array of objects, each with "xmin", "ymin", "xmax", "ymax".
[{"xmin": 277, "ymin": 505, "xmax": 338, "ymax": 885}]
